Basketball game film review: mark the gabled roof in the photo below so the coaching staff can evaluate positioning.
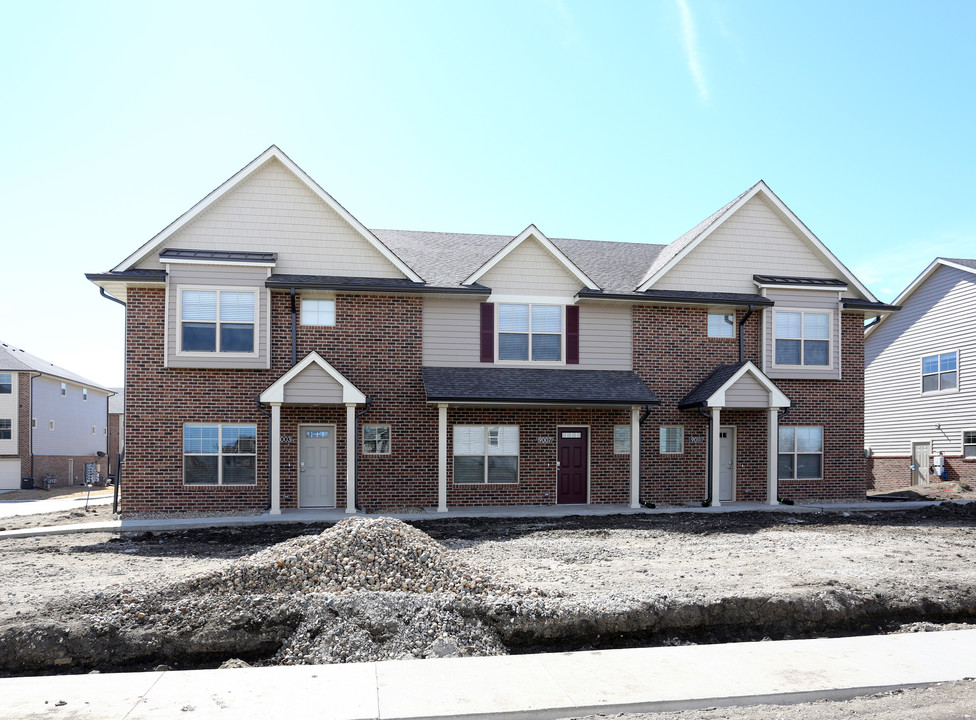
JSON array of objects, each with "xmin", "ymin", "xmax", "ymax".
[
  {"xmin": 462, "ymin": 224, "xmax": 600, "ymax": 290},
  {"xmin": 259, "ymin": 351, "xmax": 365, "ymax": 405},
  {"xmin": 865, "ymin": 257, "xmax": 976, "ymax": 338},
  {"xmin": 113, "ymin": 146, "xmax": 423, "ymax": 283},
  {"xmin": 0, "ymin": 341, "xmax": 112, "ymax": 392},
  {"xmin": 637, "ymin": 181, "xmax": 878, "ymax": 302},
  {"xmin": 678, "ymin": 361, "xmax": 790, "ymax": 409}
]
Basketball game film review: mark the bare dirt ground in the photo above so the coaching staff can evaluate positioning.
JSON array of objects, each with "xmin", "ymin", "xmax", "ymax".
[
  {"xmin": 868, "ymin": 478, "xmax": 976, "ymax": 502},
  {"xmin": 1, "ymin": 502, "xmax": 975, "ymax": 717}
]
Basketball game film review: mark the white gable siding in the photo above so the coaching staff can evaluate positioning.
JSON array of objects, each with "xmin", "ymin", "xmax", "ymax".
[
  {"xmin": 138, "ymin": 159, "xmax": 406, "ymax": 279},
  {"xmin": 865, "ymin": 265, "xmax": 976, "ymax": 456},
  {"xmin": 282, "ymin": 363, "xmax": 344, "ymax": 404},
  {"xmin": 0, "ymin": 371, "xmax": 17, "ymax": 455},
  {"xmin": 31, "ymin": 377, "xmax": 109, "ymax": 456},
  {"xmin": 653, "ymin": 196, "xmax": 844, "ymax": 294},
  {"xmin": 724, "ymin": 373, "xmax": 769, "ymax": 408},
  {"xmin": 480, "ymin": 238, "xmax": 582, "ymax": 296}
]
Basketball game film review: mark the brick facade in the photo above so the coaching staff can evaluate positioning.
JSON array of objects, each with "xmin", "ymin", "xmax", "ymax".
[{"xmin": 867, "ymin": 455, "xmax": 976, "ymax": 493}]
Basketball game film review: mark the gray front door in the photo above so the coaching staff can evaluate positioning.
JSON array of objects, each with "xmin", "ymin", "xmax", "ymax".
[
  {"xmin": 719, "ymin": 426, "xmax": 735, "ymax": 501},
  {"xmin": 300, "ymin": 425, "xmax": 336, "ymax": 508},
  {"xmin": 912, "ymin": 441, "xmax": 931, "ymax": 486}
]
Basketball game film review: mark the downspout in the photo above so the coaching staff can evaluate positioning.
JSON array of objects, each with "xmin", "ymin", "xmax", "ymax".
[
  {"xmin": 639, "ymin": 403, "xmax": 652, "ymax": 425},
  {"xmin": 99, "ymin": 287, "xmax": 127, "ymax": 307},
  {"xmin": 290, "ymin": 288, "xmax": 297, "ymax": 367},
  {"xmin": 254, "ymin": 398, "xmax": 273, "ymax": 510},
  {"xmin": 698, "ymin": 405, "xmax": 713, "ymax": 507},
  {"xmin": 739, "ymin": 304, "xmax": 755, "ymax": 363},
  {"xmin": 354, "ymin": 398, "xmax": 373, "ymax": 512}
]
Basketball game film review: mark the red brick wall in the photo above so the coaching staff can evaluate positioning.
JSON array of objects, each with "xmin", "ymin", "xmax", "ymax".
[
  {"xmin": 31, "ymin": 455, "xmax": 109, "ymax": 487},
  {"xmin": 868, "ymin": 455, "xmax": 976, "ymax": 492}
]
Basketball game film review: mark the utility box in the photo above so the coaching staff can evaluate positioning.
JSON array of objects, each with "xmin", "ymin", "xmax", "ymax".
[{"xmin": 20, "ymin": 477, "xmax": 33, "ymax": 490}]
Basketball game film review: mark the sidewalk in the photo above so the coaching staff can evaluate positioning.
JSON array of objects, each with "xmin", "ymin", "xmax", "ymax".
[{"xmin": 2, "ymin": 629, "xmax": 974, "ymax": 720}]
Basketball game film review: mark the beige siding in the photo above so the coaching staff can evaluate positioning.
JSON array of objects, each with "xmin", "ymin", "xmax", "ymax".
[
  {"xmin": 865, "ymin": 265, "xmax": 976, "ymax": 456},
  {"xmin": 138, "ymin": 159, "xmax": 406, "ymax": 279},
  {"xmin": 167, "ymin": 264, "xmax": 270, "ymax": 369},
  {"xmin": 0, "ymin": 371, "xmax": 17, "ymax": 455},
  {"xmin": 480, "ymin": 238, "xmax": 582, "ymax": 296},
  {"xmin": 654, "ymin": 196, "xmax": 851, "ymax": 295},
  {"xmin": 422, "ymin": 298, "xmax": 631, "ymax": 370},
  {"xmin": 762, "ymin": 288, "xmax": 842, "ymax": 381},
  {"xmin": 283, "ymin": 364, "xmax": 344, "ymax": 404},
  {"xmin": 724, "ymin": 373, "xmax": 769, "ymax": 408}
]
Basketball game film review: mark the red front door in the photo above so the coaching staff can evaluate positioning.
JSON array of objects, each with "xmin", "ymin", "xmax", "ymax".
[{"xmin": 557, "ymin": 427, "xmax": 588, "ymax": 504}]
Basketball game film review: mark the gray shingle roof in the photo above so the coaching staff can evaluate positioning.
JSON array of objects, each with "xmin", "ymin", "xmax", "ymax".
[
  {"xmin": 0, "ymin": 341, "xmax": 112, "ymax": 392},
  {"xmin": 422, "ymin": 367, "xmax": 659, "ymax": 405},
  {"xmin": 678, "ymin": 362, "xmax": 748, "ymax": 409}
]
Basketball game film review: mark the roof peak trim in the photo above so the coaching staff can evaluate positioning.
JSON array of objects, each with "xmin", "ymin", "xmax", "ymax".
[
  {"xmin": 865, "ymin": 257, "xmax": 973, "ymax": 338},
  {"xmin": 678, "ymin": 360, "xmax": 790, "ymax": 409},
  {"xmin": 260, "ymin": 351, "xmax": 366, "ymax": 405}
]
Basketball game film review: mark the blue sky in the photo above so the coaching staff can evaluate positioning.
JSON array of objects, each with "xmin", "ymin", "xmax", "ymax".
[{"xmin": 2, "ymin": 0, "xmax": 973, "ymax": 388}]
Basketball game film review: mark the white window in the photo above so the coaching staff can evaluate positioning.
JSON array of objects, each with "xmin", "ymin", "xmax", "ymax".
[
  {"xmin": 183, "ymin": 423, "xmax": 257, "ymax": 485},
  {"xmin": 963, "ymin": 431, "xmax": 976, "ymax": 458},
  {"xmin": 301, "ymin": 297, "xmax": 336, "ymax": 326},
  {"xmin": 0, "ymin": 419, "xmax": 10, "ymax": 440},
  {"xmin": 778, "ymin": 426, "xmax": 823, "ymax": 479},
  {"xmin": 707, "ymin": 312, "xmax": 735, "ymax": 338},
  {"xmin": 774, "ymin": 311, "xmax": 830, "ymax": 366},
  {"xmin": 498, "ymin": 304, "xmax": 562, "ymax": 362},
  {"xmin": 60, "ymin": 382, "xmax": 66, "ymax": 396},
  {"xmin": 181, "ymin": 289, "xmax": 256, "ymax": 353},
  {"xmin": 659, "ymin": 426, "xmax": 683, "ymax": 454},
  {"xmin": 0, "ymin": 373, "xmax": 11, "ymax": 394},
  {"xmin": 614, "ymin": 426, "xmax": 631, "ymax": 454},
  {"xmin": 363, "ymin": 424, "xmax": 391, "ymax": 455},
  {"xmin": 83, "ymin": 388, "xmax": 88, "ymax": 401},
  {"xmin": 922, "ymin": 352, "xmax": 957, "ymax": 393},
  {"xmin": 453, "ymin": 425, "xmax": 519, "ymax": 483}
]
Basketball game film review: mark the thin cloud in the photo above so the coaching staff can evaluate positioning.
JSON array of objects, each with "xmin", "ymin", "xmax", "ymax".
[{"xmin": 676, "ymin": 0, "xmax": 708, "ymax": 102}]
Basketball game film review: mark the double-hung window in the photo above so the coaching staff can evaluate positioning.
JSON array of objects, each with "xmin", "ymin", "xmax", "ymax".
[
  {"xmin": 921, "ymin": 352, "xmax": 957, "ymax": 393},
  {"xmin": 498, "ymin": 304, "xmax": 562, "ymax": 361},
  {"xmin": 0, "ymin": 419, "xmax": 11, "ymax": 440},
  {"xmin": 778, "ymin": 426, "xmax": 823, "ymax": 479},
  {"xmin": 963, "ymin": 431, "xmax": 976, "ymax": 458},
  {"xmin": 0, "ymin": 373, "xmax": 11, "ymax": 394},
  {"xmin": 181, "ymin": 289, "xmax": 256, "ymax": 353},
  {"xmin": 184, "ymin": 423, "xmax": 257, "ymax": 485},
  {"xmin": 774, "ymin": 311, "xmax": 830, "ymax": 366},
  {"xmin": 453, "ymin": 425, "xmax": 519, "ymax": 483}
]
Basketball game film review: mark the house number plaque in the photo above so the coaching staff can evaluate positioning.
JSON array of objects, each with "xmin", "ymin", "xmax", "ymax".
[
  {"xmin": 280, "ymin": 436, "xmax": 295, "ymax": 444},
  {"xmin": 537, "ymin": 436, "xmax": 555, "ymax": 444}
]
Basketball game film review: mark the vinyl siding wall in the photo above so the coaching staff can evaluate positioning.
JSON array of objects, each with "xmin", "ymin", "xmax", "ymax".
[
  {"xmin": 724, "ymin": 373, "xmax": 769, "ymax": 408},
  {"xmin": 282, "ymin": 363, "xmax": 344, "ymax": 404},
  {"xmin": 865, "ymin": 265, "xmax": 976, "ymax": 457},
  {"xmin": 31, "ymin": 376, "xmax": 109, "ymax": 456},
  {"xmin": 478, "ymin": 238, "xmax": 583, "ymax": 296},
  {"xmin": 166, "ymin": 264, "xmax": 270, "ymax": 369},
  {"xmin": 0, "ymin": 371, "xmax": 17, "ymax": 455},
  {"xmin": 762, "ymin": 288, "xmax": 843, "ymax": 380},
  {"xmin": 139, "ymin": 159, "xmax": 405, "ymax": 279}
]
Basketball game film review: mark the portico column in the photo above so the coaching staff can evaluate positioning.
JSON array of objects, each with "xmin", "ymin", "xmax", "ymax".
[
  {"xmin": 270, "ymin": 403, "xmax": 281, "ymax": 515},
  {"xmin": 710, "ymin": 406, "xmax": 722, "ymax": 507},
  {"xmin": 767, "ymin": 407, "xmax": 780, "ymax": 505},
  {"xmin": 630, "ymin": 406, "xmax": 641, "ymax": 509},
  {"xmin": 438, "ymin": 404, "xmax": 448, "ymax": 512},
  {"xmin": 345, "ymin": 403, "xmax": 357, "ymax": 514}
]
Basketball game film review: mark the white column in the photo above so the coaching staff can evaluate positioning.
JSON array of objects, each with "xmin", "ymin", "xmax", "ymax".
[
  {"xmin": 270, "ymin": 403, "xmax": 281, "ymax": 515},
  {"xmin": 345, "ymin": 403, "xmax": 357, "ymax": 514},
  {"xmin": 767, "ymin": 407, "xmax": 780, "ymax": 505},
  {"xmin": 630, "ymin": 406, "xmax": 641, "ymax": 509},
  {"xmin": 710, "ymin": 406, "xmax": 722, "ymax": 507},
  {"xmin": 438, "ymin": 404, "xmax": 448, "ymax": 512}
]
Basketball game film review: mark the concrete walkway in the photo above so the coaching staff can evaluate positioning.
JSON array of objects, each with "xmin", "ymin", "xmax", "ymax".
[
  {"xmin": 2, "ymin": 629, "xmax": 974, "ymax": 719},
  {"xmin": 0, "ymin": 499, "xmax": 941, "ymax": 539},
  {"xmin": 0, "ymin": 492, "xmax": 113, "ymax": 519}
]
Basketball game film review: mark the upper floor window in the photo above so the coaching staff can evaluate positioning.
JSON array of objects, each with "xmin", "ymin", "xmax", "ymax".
[
  {"xmin": 775, "ymin": 311, "xmax": 829, "ymax": 366},
  {"xmin": 922, "ymin": 352, "xmax": 957, "ymax": 393},
  {"xmin": 498, "ymin": 303, "xmax": 562, "ymax": 362},
  {"xmin": 0, "ymin": 419, "xmax": 11, "ymax": 440},
  {"xmin": 83, "ymin": 388, "xmax": 88, "ymax": 401},
  {"xmin": 60, "ymin": 382, "xmax": 66, "ymax": 396},
  {"xmin": 0, "ymin": 373, "xmax": 11, "ymax": 394},
  {"xmin": 181, "ymin": 289, "xmax": 255, "ymax": 353},
  {"xmin": 707, "ymin": 312, "xmax": 735, "ymax": 338},
  {"xmin": 301, "ymin": 297, "xmax": 336, "ymax": 326}
]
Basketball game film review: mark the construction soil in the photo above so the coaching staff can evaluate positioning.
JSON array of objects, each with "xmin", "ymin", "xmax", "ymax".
[{"xmin": 1, "ymin": 501, "xmax": 976, "ymax": 717}]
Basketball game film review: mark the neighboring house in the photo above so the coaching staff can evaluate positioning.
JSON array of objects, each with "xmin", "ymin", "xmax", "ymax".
[
  {"xmin": 108, "ymin": 388, "xmax": 124, "ymax": 480},
  {"xmin": 865, "ymin": 258, "xmax": 976, "ymax": 490},
  {"xmin": 86, "ymin": 146, "xmax": 895, "ymax": 515},
  {"xmin": 0, "ymin": 341, "xmax": 113, "ymax": 489}
]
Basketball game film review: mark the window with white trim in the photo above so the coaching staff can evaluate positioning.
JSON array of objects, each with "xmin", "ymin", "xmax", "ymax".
[
  {"xmin": 83, "ymin": 388, "xmax": 88, "ymax": 401},
  {"xmin": 774, "ymin": 311, "xmax": 830, "ymax": 366},
  {"xmin": 453, "ymin": 425, "xmax": 519, "ymax": 483},
  {"xmin": 778, "ymin": 426, "xmax": 823, "ymax": 479},
  {"xmin": 60, "ymin": 382, "xmax": 66, "ymax": 396},
  {"xmin": 363, "ymin": 424, "xmax": 391, "ymax": 455},
  {"xmin": 0, "ymin": 373, "xmax": 11, "ymax": 394},
  {"xmin": 183, "ymin": 423, "xmax": 257, "ymax": 485},
  {"xmin": 614, "ymin": 426, "xmax": 631, "ymax": 454},
  {"xmin": 659, "ymin": 426, "xmax": 683, "ymax": 454},
  {"xmin": 301, "ymin": 297, "xmax": 336, "ymax": 326},
  {"xmin": 921, "ymin": 352, "xmax": 957, "ymax": 393},
  {"xmin": 181, "ymin": 289, "xmax": 256, "ymax": 353},
  {"xmin": 707, "ymin": 312, "xmax": 735, "ymax": 338},
  {"xmin": 498, "ymin": 304, "xmax": 562, "ymax": 362},
  {"xmin": 0, "ymin": 419, "xmax": 10, "ymax": 440},
  {"xmin": 963, "ymin": 430, "xmax": 976, "ymax": 458}
]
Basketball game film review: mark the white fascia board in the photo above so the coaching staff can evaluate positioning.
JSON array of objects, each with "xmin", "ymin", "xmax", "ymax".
[
  {"xmin": 464, "ymin": 224, "xmax": 600, "ymax": 290},
  {"xmin": 114, "ymin": 146, "xmax": 424, "ymax": 283},
  {"xmin": 709, "ymin": 361, "xmax": 791, "ymax": 409},
  {"xmin": 161, "ymin": 258, "xmax": 277, "ymax": 268},
  {"xmin": 260, "ymin": 351, "xmax": 366, "ymax": 405}
]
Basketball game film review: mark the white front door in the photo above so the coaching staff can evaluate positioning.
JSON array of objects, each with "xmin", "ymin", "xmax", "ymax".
[
  {"xmin": 719, "ymin": 426, "xmax": 735, "ymax": 501},
  {"xmin": 911, "ymin": 441, "xmax": 931, "ymax": 486},
  {"xmin": 299, "ymin": 425, "xmax": 336, "ymax": 508}
]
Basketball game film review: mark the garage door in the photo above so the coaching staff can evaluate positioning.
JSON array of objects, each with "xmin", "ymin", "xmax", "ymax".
[{"xmin": 0, "ymin": 458, "xmax": 21, "ymax": 490}]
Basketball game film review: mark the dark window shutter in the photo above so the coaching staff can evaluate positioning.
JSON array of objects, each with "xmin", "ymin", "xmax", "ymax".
[
  {"xmin": 566, "ymin": 305, "xmax": 580, "ymax": 364},
  {"xmin": 480, "ymin": 302, "xmax": 494, "ymax": 362}
]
